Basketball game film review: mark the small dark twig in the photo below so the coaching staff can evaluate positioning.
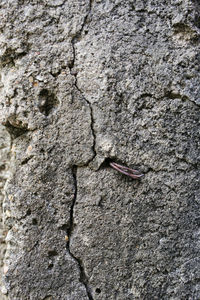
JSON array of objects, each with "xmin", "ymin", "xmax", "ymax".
[{"xmin": 110, "ymin": 161, "xmax": 144, "ymax": 179}]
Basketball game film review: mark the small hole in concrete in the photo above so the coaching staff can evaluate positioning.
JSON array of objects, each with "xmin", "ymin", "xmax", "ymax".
[
  {"xmin": 0, "ymin": 164, "xmax": 6, "ymax": 171},
  {"xmin": 48, "ymin": 250, "xmax": 58, "ymax": 257},
  {"xmin": 27, "ymin": 209, "xmax": 31, "ymax": 215},
  {"xmin": 4, "ymin": 120, "xmax": 28, "ymax": 138},
  {"xmin": 32, "ymin": 218, "xmax": 38, "ymax": 225},
  {"xmin": 48, "ymin": 263, "xmax": 54, "ymax": 269},
  {"xmin": 38, "ymin": 89, "xmax": 59, "ymax": 116},
  {"xmin": 95, "ymin": 288, "xmax": 101, "ymax": 294},
  {"xmin": 60, "ymin": 224, "xmax": 68, "ymax": 231}
]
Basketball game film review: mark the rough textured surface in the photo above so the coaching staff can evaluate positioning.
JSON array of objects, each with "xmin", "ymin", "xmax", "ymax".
[
  {"xmin": 0, "ymin": 125, "xmax": 10, "ymax": 299},
  {"xmin": 0, "ymin": 0, "xmax": 199, "ymax": 299}
]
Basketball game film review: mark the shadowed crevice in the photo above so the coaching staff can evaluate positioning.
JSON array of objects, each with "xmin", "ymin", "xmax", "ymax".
[
  {"xmin": 69, "ymin": 0, "xmax": 96, "ymax": 165},
  {"xmin": 0, "ymin": 47, "xmax": 27, "ymax": 67},
  {"xmin": 68, "ymin": 0, "xmax": 93, "ymax": 70},
  {"xmin": 38, "ymin": 89, "xmax": 59, "ymax": 116},
  {"xmin": 4, "ymin": 121, "xmax": 29, "ymax": 139},
  {"xmin": 66, "ymin": 166, "xmax": 94, "ymax": 300}
]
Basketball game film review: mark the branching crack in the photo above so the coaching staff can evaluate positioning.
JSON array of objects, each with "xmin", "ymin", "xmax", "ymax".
[
  {"xmin": 66, "ymin": 166, "xmax": 94, "ymax": 300},
  {"xmin": 65, "ymin": 3, "xmax": 95, "ymax": 298}
]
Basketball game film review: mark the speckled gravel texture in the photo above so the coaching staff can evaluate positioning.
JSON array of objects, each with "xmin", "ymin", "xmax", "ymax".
[{"xmin": 0, "ymin": 0, "xmax": 199, "ymax": 299}]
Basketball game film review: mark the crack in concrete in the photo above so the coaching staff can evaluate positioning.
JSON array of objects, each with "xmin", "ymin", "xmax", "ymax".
[
  {"xmin": 69, "ymin": 0, "xmax": 92, "ymax": 70},
  {"xmin": 66, "ymin": 4, "xmax": 95, "ymax": 298},
  {"xmin": 69, "ymin": 0, "xmax": 96, "ymax": 164},
  {"xmin": 76, "ymin": 85, "xmax": 97, "ymax": 164},
  {"xmin": 66, "ymin": 166, "xmax": 94, "ymax": 300}
]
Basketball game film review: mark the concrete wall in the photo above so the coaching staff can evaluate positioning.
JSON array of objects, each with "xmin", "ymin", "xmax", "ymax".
[{"xmin": 0, "ymin": 0, "xmax": 199, "ymax": 299}]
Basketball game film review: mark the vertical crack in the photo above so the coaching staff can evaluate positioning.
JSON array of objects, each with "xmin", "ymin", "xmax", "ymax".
[
  {"xmin": 74, "ymin": 85, "xmax": 97, "ymax": 164},
  {"xmin": 73, "ymin": 84, "xmax": 97, "ymax": 165},
  {"xmin": 69, "ymin": 0, "xmax": 96, "ymax": 164},
  {"xmin": 66, "ymin": 166, "xmax": 94, "ymax": 300},
  {"xmin": 87, "ymin": 102, "xmax": 96, "ymax": 163},
  {"xmin": 69, "ymin": 0, "xmax": 92, "ymax": 71},
  {"xmin": 66, "ymin": 3, "xmax": 95, "ymax": 298}
]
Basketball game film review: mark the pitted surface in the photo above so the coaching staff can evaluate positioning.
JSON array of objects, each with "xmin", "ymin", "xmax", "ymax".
[{"xmin": 0, "ymin": 0, "xmax": 199, "ymax": 299}]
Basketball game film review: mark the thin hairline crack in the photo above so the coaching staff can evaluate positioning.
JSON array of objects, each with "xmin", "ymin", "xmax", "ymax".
[{"xmin": 69, "ymin": 0, "xmax": 96, "ymax": 165}]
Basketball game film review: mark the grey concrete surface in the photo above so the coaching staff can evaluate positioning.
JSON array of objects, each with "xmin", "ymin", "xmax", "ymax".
[
  {"xmin": 0, "ymin": 125, "xmax": 11, "ymax": 300},
  {"xmin": 0, "ymin": 0, "xmax": 199, "ymax": 299}
]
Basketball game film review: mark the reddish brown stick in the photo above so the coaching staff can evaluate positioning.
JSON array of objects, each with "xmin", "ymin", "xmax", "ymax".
[{"xmin": 110, "ymin": 161, "xmax": 144, "ymax": 179}]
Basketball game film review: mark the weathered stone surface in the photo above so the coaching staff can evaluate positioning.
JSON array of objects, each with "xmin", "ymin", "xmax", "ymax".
[
  {"xmin": 0, "ymin": 125, "xmax": 10, "ymax": 300},
  {"xmin": 0, "ymin": 0, "xmax": 199, "ymax": 299}
]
